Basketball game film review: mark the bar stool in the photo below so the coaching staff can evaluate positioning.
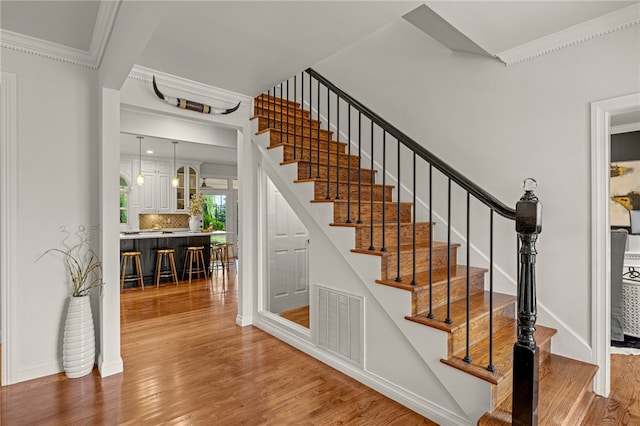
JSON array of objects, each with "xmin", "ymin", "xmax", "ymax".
[
  {"xmin": 223, "ymin": 242, "xmax": 235, "ymax": 271},
  {"xmin": 183, "ymin": 246, "xmax": 208, "ymax": 283},
  {"xmin": 210, "ymin": 244, "xmax": 225, "ymax": 275},
  {"xmin": 155, "ymin": 248, "xmax": 178, "ymax": 287},
  {"xmin": 120, "ymin": 251, "xmax": 144, "ymax": 291}
]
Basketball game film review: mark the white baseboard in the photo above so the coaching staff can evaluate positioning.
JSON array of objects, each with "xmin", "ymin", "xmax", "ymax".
[
  {"xmin": 12, "ymin": 360, "xmax": 62, "ymax": 385},
  {"xmin": 97, "ymin": 355, "xmax": 123, "ymax": 377},
  {"xmin": 236, "ymin": 314, "xmax": 253, "ymax": 327},
  {"xmin": 254, "ymin": 313, "xmax": 472, "ymax": 426}
]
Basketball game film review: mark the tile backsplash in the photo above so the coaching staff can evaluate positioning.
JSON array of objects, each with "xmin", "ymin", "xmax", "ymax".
[{"xmin": 139, "ymin": 213, "xmax": 190, "ymax": 230}]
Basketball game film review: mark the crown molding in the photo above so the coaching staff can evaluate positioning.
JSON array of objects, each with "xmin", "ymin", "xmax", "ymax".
[
  {"xmin": 128, "ymin": 65, "xmax": 253, "ymax": 106},
  {"xmin": 91, "ymin": 0, "xmax": 122, "ymax": 68},
  {"xmin": 496, "ymin": 3, "xmax": 640, "ymax": 66},
  {"xmin": 0, "ymin": 0, "xmax": 121, "ymax": 69}
]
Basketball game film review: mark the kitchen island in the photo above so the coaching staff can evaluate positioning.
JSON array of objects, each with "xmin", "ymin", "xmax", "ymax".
[{"xmin": 120, "ymin": 230, "xmax": 213, "ymax": 288}]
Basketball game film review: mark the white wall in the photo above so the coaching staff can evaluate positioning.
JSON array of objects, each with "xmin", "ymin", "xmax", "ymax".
[
  {"xmin": 313, "ymin": 19, "xmax": 640, "ymax": 360},
  {"xmin": 1, "ymin": 48, "xmax": 99, "ymax": 382}
]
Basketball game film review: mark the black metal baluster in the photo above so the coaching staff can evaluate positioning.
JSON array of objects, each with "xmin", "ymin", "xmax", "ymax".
[
  {"xmin": 396, "ymin": 139, "xmax": 402, "ymax": 283},
  {"xmin": 411, "ymin": 152, "xmax": 417, "ymax": 285},
  {"xmin": 369, "ymin": 121, "xmax": 375, "ymax": 251},
  {"xmin": 357, "ymin": 112, "xmax": 362, "ymax": 224},
  {"xmin": 445, "ymin": 178, "xmax": 453, "ymax": 324},
  {"xmin": 301, "ymin": 73, "xmax": 305, "ymax": 164},
  {"xmin": 381, "ymin": 131, "xmax": 387, "ymax": 253},
  {"xmin": 308, "ymin": 75, "xmax": 313, "ymax": 179},
  {"xmin": 280, "ymin": 84, "xmax": 283, "ymax": 134},
  {"xmin": 293, "ymin": 75, "xmax": 297, "ymax": 159},
  {"xmin": 336, "ymin": 96, "xmax": 340, "ymax": 200},
  {"xmin": 316, "ymin": 79, "xmax": 321, "ymax": 179},
  {"xmin": 326, "ymin": 86, "xmax": 331, "ymax": 199},
  {"xmin": 346, "ymin": 104, "xmax": 352, "ymax": 224},
  {"xmin": 487, "ymin": 209, "xmax": 495, "ymax": 372},
  {"xmin": 267, "ymin": 88, "xmax": 271, "ymax": 129},
  {"xmin": 427, "ymin": 164, "xmax": 434, "ymax": 319},
  {"xmin": 464, "ymin": 192, "xmax": 472, "ymax": 363},
  {"xmin": 286, "ymin": 79, "xmax": 290, "ymax": 147}
]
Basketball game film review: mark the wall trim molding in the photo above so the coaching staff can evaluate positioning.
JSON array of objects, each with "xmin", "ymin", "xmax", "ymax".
[
  {"xmin": 0, "ymin": 0, "xmax": 120, "ymax": 69},
  {"xmin": 128, "ymin": 65, "xmax": 252, "ymax": 107},
  {"xmin": 1, "ymin": 72, "xmax": 18, "ymax": 385},
  {"xmin": 497, "ymin": 4, "xmax": 640, "ymax": 66},
  {"xmin": 591, "ymin": 92, "xmax": 640, "ymax": 397},
  {"xmin": 611, "ymin": 122, "xmax": 640, "ymax": 135}
]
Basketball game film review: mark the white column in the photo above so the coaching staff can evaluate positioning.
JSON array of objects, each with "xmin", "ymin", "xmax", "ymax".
[
  {"xmin": 98, "ymin": 87, "xmax": 124, "ymax": 376},
  {"xmin": 237, "ymin": 121, "xmax": 256, "ymax": 326}
]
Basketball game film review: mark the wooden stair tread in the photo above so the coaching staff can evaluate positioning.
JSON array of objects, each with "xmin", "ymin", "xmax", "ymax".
[
  {"xmin": 405, "ymin": 291, "xmax": 515, "ymax": 333},
  {"xmin": 316, "ymin": 199, "xmax": 410, "ymax": 205},
  {"xmin": 478, "ymin": 354, "xmax": 598, "ymax": 425},
  {"xmin": 351, "ymin": 241, "xmax": 455, "ymax": 257},
  {"xmin": 256, "ymin": 126, "xmax": 334, "ymax": 138},
  {"xmin": 375, "ymin": 266, "xmax": 487, "ymax": 291},
  {"xmin": 255, "ymin": 94, "xmax": 301, "ymax": 108},
  {"xmin": 442, "ymin": 324, "xmax": 557, "ymax": 385},
  {"xmin": 268, "ymin": 143, "xmax": 356, "ymax": 158},
  {"xmin": 280, "ymin": 158, "xmax": 375, "ymax": 171},
  {"xmin": 330, "ymin": 221, "xmax": 431, "ymax": 228},
  {"xmin": 296, "ymin": 178, "xmax": 389, "ymax": 187}
]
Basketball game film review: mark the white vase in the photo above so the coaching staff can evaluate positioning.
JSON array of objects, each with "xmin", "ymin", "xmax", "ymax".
[
  {"xmin": 189, "ymin": 216, "xmax": 200, "ymax": 232},
  {"xmin": 63, "ymin": 295, "xmax": 95, "ymax": 378}
]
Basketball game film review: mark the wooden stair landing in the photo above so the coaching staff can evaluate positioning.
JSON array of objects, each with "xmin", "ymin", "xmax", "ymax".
[{"xmin": 478, "ymin": 354, "xmax": 598, "ymax": 426}]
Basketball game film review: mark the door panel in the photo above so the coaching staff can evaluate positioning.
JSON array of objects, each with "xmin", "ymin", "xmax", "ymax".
[{"xmin": 267, "ymin": 178, "xmax": 309, "ymax": 314}]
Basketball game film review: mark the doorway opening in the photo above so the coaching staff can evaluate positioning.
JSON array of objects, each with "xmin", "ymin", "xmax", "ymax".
[{"xmin": 591, "ymin": 92, "xmax": 640, "ymax": 397}]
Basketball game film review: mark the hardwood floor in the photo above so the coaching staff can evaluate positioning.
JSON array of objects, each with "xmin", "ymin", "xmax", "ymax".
[
  {"xmin": 1, "ymin": 271, "xmax": 434, "ymax": 425},
  {"xmin": 584, "ymin": 353, "xmax": 640, "ymax": 424},
  {"xmin": 280, "ymin": 305, "xmax": 310, "ymax": 328}
]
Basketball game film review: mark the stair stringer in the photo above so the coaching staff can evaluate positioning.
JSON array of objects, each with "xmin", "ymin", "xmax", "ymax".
[{"xmin": 253, "ymin": 124, "xmax": 495, "ymax": 422}]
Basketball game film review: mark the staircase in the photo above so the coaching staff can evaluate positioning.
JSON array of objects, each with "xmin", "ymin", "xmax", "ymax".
[{"xmin": 251, "ymin": 71, "xmax": 598, "ymax": 425}]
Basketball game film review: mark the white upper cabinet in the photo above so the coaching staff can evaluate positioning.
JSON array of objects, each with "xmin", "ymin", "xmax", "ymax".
[{"xmin": 139, "ymin": 160, "xmax": 172, "ymax": 213}]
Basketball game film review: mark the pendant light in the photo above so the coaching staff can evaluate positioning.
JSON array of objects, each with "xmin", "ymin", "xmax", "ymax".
[
  {"xmin": 136, "ymin": 136, "xmax": 144, "ymax": 186},
  {"xmin": 171, "ymin": 141, "xmax": 179, "ymax": 188}
]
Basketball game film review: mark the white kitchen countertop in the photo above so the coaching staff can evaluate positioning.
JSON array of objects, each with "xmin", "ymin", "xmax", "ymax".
[{"xmin": 120, "ymin": 230, "xmax": 216, "ymax": 240}]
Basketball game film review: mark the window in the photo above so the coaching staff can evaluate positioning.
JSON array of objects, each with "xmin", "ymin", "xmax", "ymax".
[{"xmin": 120, "ymin": 176, "xmax": 129, "ymax": 224}]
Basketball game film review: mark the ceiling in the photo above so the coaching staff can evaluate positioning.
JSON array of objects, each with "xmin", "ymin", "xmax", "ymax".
[
  {"xmin": 119, "ymin": 133, "xmax": 238, "ymax": 166},
  {"xmin": 2, "ymin": 0, "xmax": 638, "ymax": 160},
  {"xmin": 2, "ymin": 1, "xmax": 638, "ymax": 95}
]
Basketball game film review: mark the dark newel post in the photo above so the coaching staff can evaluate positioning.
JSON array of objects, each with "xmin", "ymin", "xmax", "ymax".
[{"xmin": 513, "ymin": 178, "xmax": 542, "ymax": 426}]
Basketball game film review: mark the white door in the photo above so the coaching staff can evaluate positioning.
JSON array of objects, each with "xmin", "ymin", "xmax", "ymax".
[{"xmin": 267, "ymin": 178, "xmax": 309, "ymax": 314}]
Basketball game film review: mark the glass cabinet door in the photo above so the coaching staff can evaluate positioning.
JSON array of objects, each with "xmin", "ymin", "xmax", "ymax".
[
  {"xmin": 188, "ymin": 167, "xmax": 197, "ymax": 207},
  {"xmin": 176, "ymin": 166, "xmax": 185, "ymax": 211}
]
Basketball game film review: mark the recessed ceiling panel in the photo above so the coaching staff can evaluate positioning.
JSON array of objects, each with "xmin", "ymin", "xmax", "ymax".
[{"xmin": 1, "ymin": 0, "xmax": 99, "ymax": 51}]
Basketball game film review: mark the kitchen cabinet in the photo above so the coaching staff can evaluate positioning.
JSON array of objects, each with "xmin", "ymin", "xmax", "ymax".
[
  {"xmin": 140, "ymin": 160, "xmax": 172, "ymax": 213},
  {"xmin": 175, "ymin": 164, "xmax": 199, "ymax": 213}
]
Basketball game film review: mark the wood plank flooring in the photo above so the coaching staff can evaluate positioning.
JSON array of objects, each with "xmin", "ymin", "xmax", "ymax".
[
  {"xmin": 583, "ymin": 353, "xmax": 640, "ymax": 424},
  {"xmin": 1, "ymin": 271, "xmax": 434, "ymax": 425},
  {"xmin": 280, "ymin": 305, "xmax": 310, "ymax": 328}
]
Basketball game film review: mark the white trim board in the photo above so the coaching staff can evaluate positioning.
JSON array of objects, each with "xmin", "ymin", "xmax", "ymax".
[
  {"xmin": 591, "ymin": 92, "xmax": 640, "ymax": 397},
  {"xmin": 0, "ymin": 1, "xmax": 121, "ymax": 69},
  {"xmin": 497, "ymin": 3, "xmax": 640, "ymax": 66},
  {"xmin": 1, "ymin": 72, "xmax": 18, "ymax": 385}
]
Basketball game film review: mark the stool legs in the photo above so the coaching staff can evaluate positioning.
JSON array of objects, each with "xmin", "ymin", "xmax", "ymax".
[
  {"xmin": 121, "ymin": 252, "xmax": 144, "ymax": 291},
  {"xmin": 183, "ymin": 247, "xmax": 208, "ymax": 284},
  {"xmin": 135, "ymin": 255, "xmax": 144, "ymax": 290},
  {"xmin": 156, "ymin": 250, "xmax": 178, "ymax": 287}
]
